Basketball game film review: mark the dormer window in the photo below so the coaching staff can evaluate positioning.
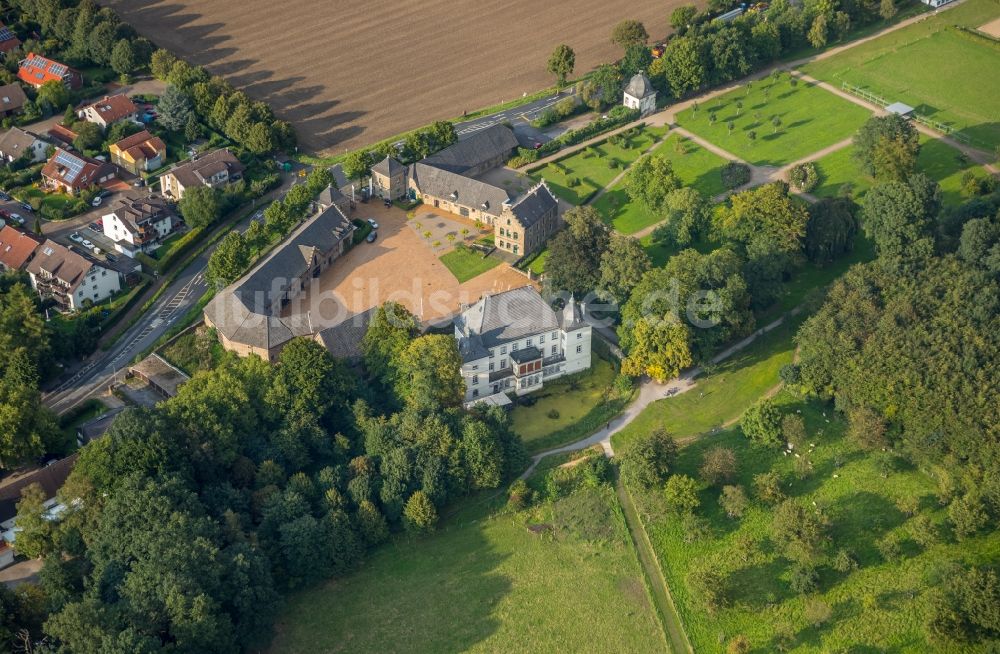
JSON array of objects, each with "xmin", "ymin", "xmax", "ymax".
[
  {"xmin": 450, "ymin": 191, "xmax": 458, "ymax": 200},
  {"xmin": 482, "ymin": 201, "xmax": 489, "ymax": 210}
]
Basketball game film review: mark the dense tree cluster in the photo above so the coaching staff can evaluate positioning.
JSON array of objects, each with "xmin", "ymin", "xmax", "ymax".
[{"xmin": 13, "ymin": 313, "xmax": 525, "ymax": 649}]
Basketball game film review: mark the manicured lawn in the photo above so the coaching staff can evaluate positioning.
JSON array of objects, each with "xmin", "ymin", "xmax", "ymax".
[
  {"xmin": 813, "ymin": 137, "xmax": 993, "ymax": 206},
  {"xmin": 510, "ymin": 356, "xmax": 617, "ymax": 452},
  {"xmin": 626, "ymin": 391, "xmax": 1000, "ymax": 652},
  {"xmin": 593, "ymin": 134, "xmax": 729, "ymax": 234},
  {"xmin": 676, "ymin": 72, "xmax": 872, "ymax": 166},
  {"xmin": 529, "ymin": 126, "xmax": 668, "ymax": 204},
  {"xmin": 527, "ymin": 248, "xmax": 548, "ymax": 274},
  {"xmin": 612, "ymin": 315, "xmax": 801, "ymax": 453},
  {"xmin": 270, "ymin": 486, "xmax": 665, "ymax": 654},
  {"xmin": 439, "ymin": 245, "xmax": 502, "ymax": 282},
  {"xmin": 802, "ymin": 0, "xmax": 1000, "ymax": 150}
]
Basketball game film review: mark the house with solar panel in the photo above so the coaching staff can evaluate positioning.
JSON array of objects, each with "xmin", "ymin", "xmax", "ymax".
[
  {"xmin": 17, "ymin": 53, "xmax": 82, "ymax": 90},
  {"xmin": 454, "ymin": 285, "xmax": 592, "ymax": 407},
  {"xmin": 41, "ymin": 148, "xmax": 116, "ymax": 195},
  {"xmin": 26, "ymin": 240, "xmax": 121, "ymax": 310},
  {"xmin": 0, "ymin": 23, "xmax": 21, "ymax": 54}
]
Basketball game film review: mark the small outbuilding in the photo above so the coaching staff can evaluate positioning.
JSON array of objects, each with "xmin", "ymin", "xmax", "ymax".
[
  {"xmin": 623, "ymin": 71, "xmax": 657, "ymax": 116},
  {"xmin": 128, "ymin": 353, "xmax": 190, "ymax": 398},
  {"xmin": 886, "ymin": 102, "xmax": 915, "ymax": 118}
]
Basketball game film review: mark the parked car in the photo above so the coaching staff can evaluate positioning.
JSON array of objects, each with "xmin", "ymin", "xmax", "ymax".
[
  {"xmin": 366, "ymin": 230, "xmax": 377, "ymax": 243},
  {"xmin": 0, "ymin": 191, "xmax": 10, "ymax": 201},
  {"xmin": 81, "ymin": 239, "xmax": 93, "ymax": 248},
  {"xmin": 133, "ymin": 178, "xmax": 145, "ymax": 187},
  {"xmin": 89, "ymin": 222, "xmax": 101, "ymax": 231},
  {"xmin": 19, "ymin": 203, "xmax": 32, "ymax": 212},
  {"xmin": 383, "ymin": 197, "xmax": 392, "ymax": 208},
  {"xmin": 91, "ymin": 196, "xmax": 103, "ymax": 207},
  {"xmin": 104, "ymin": 253, "xmax": 118, "ymax": 263},
  {"xmin": 367, "ymin": 218, "xmax": 379, "ymax": 229},
  {"xmin": 69, "ymin": 232, "xmax": 84, "ymax": 243},
  {"xmin": 9, "ymin": 213, "xmax": 24, "ymax": 226}
]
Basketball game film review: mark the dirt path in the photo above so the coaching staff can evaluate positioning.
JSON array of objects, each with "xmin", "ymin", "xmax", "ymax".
[{"xmin": 615, "ymin": 472, "xmax": 692, "ymax": 654}]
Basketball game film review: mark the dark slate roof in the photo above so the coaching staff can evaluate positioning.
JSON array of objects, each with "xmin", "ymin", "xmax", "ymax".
[
  {"xmin": 508, "ymin": 180, "xmax": 558, "ymax": 228},
  {"xmin": 166, "ymin": 148, "xmax": 244, "ymax": 188},
  {"xmin": 510, "ymin": 346, "xmax": 542, "ymax": 364},
  {"xmin": 205, "ymin": 202, "xmax": 354, "ymax": 351},
  {"xmin": 455, "ymin": 286, "xmax": 559, "ymax": 359},
  {"xmin": 422, "ymin": 124, "xmax": 518, "ymax": 174},
  {"xmin": 410, "ymin": 163, "xmax": 510, "ymax": 215},
  {"xmin": 77, "ymin": 407, "xmax": 124, "ymax": 443},
  {"xmin": 625, "ymin": 72, "xmax": 656, "ymax": 99},
  {"xmin": 371, "ymin": 156, "xmax": 406, "ymax": 177},
  {"xmin": 0, "ymin": 454, "xmax": 78, "ymax": 523},
  {"xmin": 314, "ymin": 307, "xmax": 376, "ymax": 361}
]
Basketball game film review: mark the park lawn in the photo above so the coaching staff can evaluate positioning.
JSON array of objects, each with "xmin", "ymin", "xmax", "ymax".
[
  {"xmin": 593, "ymin": 134, "xmax": 729, "ymax": 234},
  {"xmin": 612, "ymin": 315, "xmax": 801, "ymax": 454},
  {"xmin": 676, "ymin": 72, "xmax": 872, "ymax": 167},
  {"xmin": 269, "ymin": 486, "xmax": 666, "ymax": 654},
  {"xmin": 439, "ymin": 245, "xmax": 502, "ymax": 283},
  {"xmin": 627, "ymin": 391, "xmax": 1000, "ymax": 652},
  {"xmin": 529, "ymin": 125, "xmax": 668, "ymax": 204},
  {"xmin": 813, "ymin": 137, "xmax": 992, "ymax": 205},
  {"xmin": 802, "ymin": 0, "xmax": 1000, "ymax": 150},
  {"xmin": 640, "ymin": 233, "xmax": 716, "ymax": 268},
  {"xmin": 510, "ymin": 355, "xmax": 617, "ymax": 452}
]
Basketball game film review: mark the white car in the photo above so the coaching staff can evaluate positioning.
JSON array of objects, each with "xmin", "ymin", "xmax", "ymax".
[
  {"xmin": 69, "ymin": 232, "xmax": 84, "ymax": 243},
  {"xmin": 9, "ymin": 213, "xmax": 24, "ymax": 226},
  {"xmin": 81, "ymin": 239, "xmax": 93, "ymax": 249},
  {"xmin": 91, "ymin": 196, "xmax": 103, "ymax": 207},
  {"xmin": 367, "ymin": 218, "xmax": 379, "ymax": 229}
]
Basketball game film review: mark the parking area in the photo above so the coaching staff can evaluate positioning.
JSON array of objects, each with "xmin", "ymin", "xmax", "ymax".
[{"xmin": 282, "ymin": 202, "xmax": 534, "ymax": 329}]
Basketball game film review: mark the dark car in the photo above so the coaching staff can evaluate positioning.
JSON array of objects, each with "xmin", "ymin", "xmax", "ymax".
[
  {"xmin": 0, "ymin": 191, "xmax": 10, "ymax": 201},
  {"xmin": 383, "ymin": 197, "xmax": 392, "ymax": 208},
  {"xmin": 366, "ymin": 230, "xmax": 377, "ymax": 243},
  {"xmin": 104, "ymin": 253, "xmax": 118, "ymax": 263},
  {"xmin": 89, "ymin": 222, "xmax": 101, "ymax": 231},
  {"xmin": 19, "ymin": 202, "xmax": 32, "ymax": 212}
]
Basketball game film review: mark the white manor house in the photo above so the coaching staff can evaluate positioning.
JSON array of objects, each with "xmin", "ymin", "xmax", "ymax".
[{"xmin": 454, "ymin": 286, "xmax": 592, "ymax": 407}]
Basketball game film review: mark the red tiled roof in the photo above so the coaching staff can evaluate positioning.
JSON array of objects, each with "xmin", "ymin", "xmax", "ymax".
[
  {"xmin": 113, "ymin": 129, "xmax": 166, "ymax": 160},
  {"xmin": 17, "ymin": 52, "xmax": 74, "ymax": 87},
  {"xmin": 41, "ymin": 148, "xmax": 114, "ymax": 192},
  {"xmin": 47, "ymin": 124, "xmax": 77, "ymax": 145},
  {"xmin": 0, "ymin": 225, "xmax": 42, "ymax": 270},
  {"xmin": 83, "ymin": 94, "xmax": 137, "ymax": 124}
]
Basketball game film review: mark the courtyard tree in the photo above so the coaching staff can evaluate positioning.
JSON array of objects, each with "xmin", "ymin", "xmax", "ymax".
[
  {"xmin": 342, "ymin": 149, "xmax": 373, "ymax": 182},
  {"xmin": 547, "ymin": 44, "xmax": 575, "ymax": 89},
  {"xmin": 545, "ymin": 206, "xmax": 610, "ymax": 296},
  {"xmin": 179, "ymin": 185, "xmax": 223, "ymax": 228},
  {"xmin": 598, "ymin": 233, "xmax": 650, "ymax": 306},
  {"xmin": 611, "ymin": 19, "xmax": 649, "ymax": 50}
]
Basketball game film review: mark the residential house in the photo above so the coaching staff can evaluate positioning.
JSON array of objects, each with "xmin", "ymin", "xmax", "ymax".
[
  {"xmin": 109, "ymin": 129, "xmax": 166, "ymax": 175},
  {"xmin": 454, "ymin": 285, "xmax": 592, "ymax": 406},
  {"xmin": 371, "ymin": 155, "xmax": 408, "ymax": 201},
  {"xmin": 0, "ymin": 127, "xmax": 48, "ymax": 164},
  {"xmin": 0, "ymin": 23, "xmax": 21, "ymax": 54},
  {"xmin": 204, "ymin": 189, "xmax": 355, "ymax": 360},
  {"xmin": 160, "ymin": 148, "xmax": 244, "ymax": 200},
  {"xmin": 0, "ymin": 83, "xmax": 27, "ymax": 118},
  {"xmin": 41, "ymin": 148, "xmax": 116, "ymax": 195},
  {"xmin": 409, "ymin": 162, "xmax": 510, "ymax": 225},
  {"xmin": 494, "ymin": 181, "xmax": 559, "ymax": 257},
  {"xmin": 17, "ymin": 53, "xmax": 82, "ymax": 90},
  {"xmin": 101, "ymin": 194, "xmax": 177, "ymax": 257},
  {"xmin": 0, "ymin": 454, "xmax": 78, "ymax": 567},
  {"xmin": 623, "ymin": 71, "xmax": 657, "ymax": 115},
  {"xmin": 0, "ymin": 225, "xmax": 42, "ymax": 272},
  {"xmin": 78, "ymin": 94, "xmax": 139, "ymax": 131},
  {"xmin": 26, "ymin": 239, "xmax": 121, "ymax": 310}
]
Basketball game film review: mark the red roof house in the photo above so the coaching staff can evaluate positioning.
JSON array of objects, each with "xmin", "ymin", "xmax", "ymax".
[
  {"xmin": 17, "ymin": 53, "xmax": 82, "ymax": 90},
  {"xmin": 41, "ymin": 148, "xmax": 116, "ymax": 195},
  {"xmin": 0, "ymin": 225, "xmax": 43, "ymax": 272},
  {"xmin": 0, "ymin": 24, "xmax": 21, "ymax": 54}
]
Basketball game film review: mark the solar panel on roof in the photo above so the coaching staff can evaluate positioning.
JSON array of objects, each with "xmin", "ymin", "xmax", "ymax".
[
  {"xmin": 0, "ymin": 28, "xmax": 14, "ymax": 41},
  {"xmin": 51, "ymin": 64, "xmax": 66, "ymax": 76},
  {"xmin": 53, "ymin": 151, "xmax": 85, "ymax": 184}
]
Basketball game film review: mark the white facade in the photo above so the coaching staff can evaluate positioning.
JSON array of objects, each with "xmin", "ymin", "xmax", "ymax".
[
  {"xmin": 623, "ymin": 72, "xmax": 657, "ymax": 116},
  {"xmin": 102, "ymin": 209, "xmax": 173, "ymax": 257},
  {"xmin": 66, "ymin": 264, "xmax": 121, "ymax": 310}
]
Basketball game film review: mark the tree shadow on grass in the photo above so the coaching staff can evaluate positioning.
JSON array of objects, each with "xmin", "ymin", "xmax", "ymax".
[
  {"xmin": 828, "ymin": 490, "xmax": 906, "ymax": 567},
  {"xmin": 728, "ymin": 558, "xmax": 793, "ymax": 609}
]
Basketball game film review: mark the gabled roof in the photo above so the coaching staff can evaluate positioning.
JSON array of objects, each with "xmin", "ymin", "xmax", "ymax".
[
  {"xmin": 371, "ymin": 155, "xmax": 406, "ymax": 177},
  {"xmin": 314, "ymin": 308, "xmax": 376, "ymax": 361},
  {"xmin": 111, "ymin": 129, "xmax": 165, "ymax": 160},
  {"xmin": 205, "ymin": 201, "xmax": 355, "ymax": 351},
  {"xmin": 456, "ymin": 286, "xmax": 560, "ymax": 354},
  {"xmin": 422, "ymin": 124, "xmax": 518, "ymax": 174},
  {"xmin": 17, "ymin": 53, "xmax": 75, "ymax": 86},
  {"xmin": 507, "ymin": 180, "xmax": 558, "ymax": 229},
  {"xmin": 410, "ymin": 162, "xmax": 510, "ymax": 215},
  {"xmin": 0, "ymin": 83, "xmax": 27, "ymax": 112},
  {"xmin": 81, "ymin": 94, "xmax": 137, "ymax": 124},
  {"xmin": 26, "ymin": 239, "xmax": 101, "ymax": 292},
  {"xmin": 0, "ymin": 454, "xmax": 79, "ymax": 524},
  {"xmin": 165, "ymin": 149, "xmax": 244, "ymax": 188},
  {"xmin": 41, "ymin": 148, "xmax": 112, "ymax": 190},
  {"xmin": 625, "ymin": 71, "xmax": 656, "ymax": 99},
  {"xmin": 0, "ymin": 24, "xmax": 21, "ymax": 53},
  {"xmin": 0, "ymin": 127, "xmax": 42, "ymax": 157},
  {"xmin": 109, "ymin": 194, "xmax": 173, "ymax": 235},
  {"xmin": 0, "ymin": 225, "xmax": 42, "ymax": 270}
]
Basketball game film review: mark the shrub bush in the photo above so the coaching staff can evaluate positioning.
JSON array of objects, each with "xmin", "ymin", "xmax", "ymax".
[
  {"xmin": 547, "ymin": 409, "xmax": 560, "ymax": 420},
  {"xmin": 721, "ymin": 161, "xmax": 752, "ymax": 189},
  {"xmin": 789, "ymin": 162, "xmax": 820, "ymax": 192}
]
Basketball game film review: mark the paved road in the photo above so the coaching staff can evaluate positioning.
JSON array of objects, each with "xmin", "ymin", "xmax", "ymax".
[{"xmin": 455, "ymin": 89, "xmax": 575, "ymax": 138}]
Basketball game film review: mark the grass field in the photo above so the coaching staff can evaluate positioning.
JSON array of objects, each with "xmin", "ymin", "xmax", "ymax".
[
  {"xmin": 612, "ymin": 315, "xmax": 801, "ymax": 453},
  {"xmin": 802, "ymin": 0, "xmax": 1000, "ymax": 151},
  {"xmin": 813, "ymin": 137, "xmax": 994, "ymax": 205},
  {"xmin": 510, "ymin": 356, "xmax": 617, "ymax": 452},
  {"xmin": 676, "ymin": 72, "xmax": 872, "ymax": 167},
  {"xmin": 627, "ymin": 391, "xmax": 1000, "ymax": 652},
  {"xmin": 593, "ymin": 133, "xmax": 728, "ymax": 234},
  {"xmin": 269, "ymin": 485, "xmax": 665, "ymax": 653},
  {"xmin": 439, "ymin": 245, "xmax": 502, "ymax": 283},
  {"xmin": 529, "ymin": 126, "xmax": 668, "ymax": 204}
]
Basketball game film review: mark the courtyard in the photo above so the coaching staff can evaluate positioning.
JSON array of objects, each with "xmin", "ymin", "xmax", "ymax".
[{"xmin": 284, "ymin": 202, "xmax": 532, "ymax": 330}]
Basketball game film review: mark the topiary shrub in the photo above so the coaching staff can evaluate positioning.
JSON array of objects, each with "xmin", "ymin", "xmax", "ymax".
[
  {"xmin": 721, "ymin": 161, "xmax": 752, "ymax": 189},
  {"xmin": 789, "ymin": 161, "xmax": 820, "ymax": 192},
  {"xmin": 547, "ymin": 409, "xmax": 560, "ymax": 419}
]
